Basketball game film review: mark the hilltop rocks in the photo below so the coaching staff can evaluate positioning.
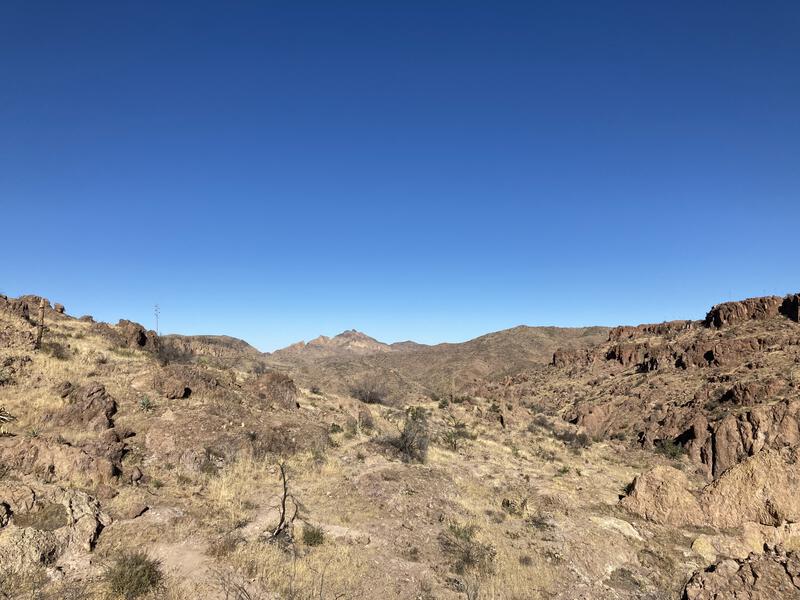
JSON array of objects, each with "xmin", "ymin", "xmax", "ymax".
[
  {"xmin": 117, "ymin": 319, "xmax": 160, "ymax": 351},
  {"xmin": 0, "ymin": 295, "xmax": 31, "ymax": 321},
  {"xmin": 705, "ymin": 293, "xmax": 800, "ymax": 328},
  {"xmin": 783, "ymin": 294, "xmax": 800, "ymax": 322},
  {"xmin": 682, "ymin": 546, "xmax": 800, "ymax": 599},
  {"xmin": 53, "ymin": 303, "xmax": 65, "ymax": 314},
  {"xmin": 609, "ymin": 320, "xmax": 695, "ymax": 341},
  {"xmin": 619, "ymin": 466, "xmax": 705, "ymax": 527},
  {"xmin": 705, "ymin": 296, "xmax": 785, "ymax": 328}
]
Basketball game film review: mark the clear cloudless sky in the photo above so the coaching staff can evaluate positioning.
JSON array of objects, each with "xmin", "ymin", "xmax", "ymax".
[{"xmin": 1, "ymin": 1, "xmax": 799, "ymax": 351}]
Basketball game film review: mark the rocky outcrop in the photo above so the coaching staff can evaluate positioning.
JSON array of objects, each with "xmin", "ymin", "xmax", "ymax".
[
  {"xmin": 0, "ymin": 485, "xmax": 110, "ymax": 574},
  {"xmin": 682, "ymin": 546, "xmax": 800, "ymax": 599},
  {"xmin": 783, "ymin": 294, "xmax": 800, "ymax": 322},
  {"xmin": 0, "ymin": 434, "xmax": 124, "ymax": 486},
  {"xmin": 622, "ymin": 448, "xmax": 800, "ymax": 530},
  {"xmin": 609, "ymin": 320, "xmax": 695, "ymax": 341},
  {"xmin": 619, "ymin": 466, "xmax": 705, "ymax": 527},
  {"xmin": 0, "ymin": 294, "xmax": 31, "ymax": 321},
  {"xmin": 705, "ymin": 296, "xmax": 785, "ymax": 328},
  {"xmin": 249, "ymin": 371, "xmax": 299, "ymax": 410},
  {"xmin": 678, "ymin": 401, "xmax": 800, "ymax": 478},
  {"xmin": 117, "ymin": 319, "xmax": 160, "ymax": 351},
  {"xmin": 163, "ymin": 380, "xmax": 191, "ymax": 399},
  {"xmin": 702, "ymin": 447, "xmax": 800, "ymax": 528},
  {"xmin": 705, "ymin": 294, "xmax": 800, "ymax": 328},
  {"xmin": 44, "ymin": 382, "xmax": 117, "ymax": 431},
  {"xmin": 552, "ymin": 348, "xmax": 593, "ymax": 368}
]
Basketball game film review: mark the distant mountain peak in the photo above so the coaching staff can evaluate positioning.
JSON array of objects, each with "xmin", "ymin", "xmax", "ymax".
[{"xmin": 275, "ymin": 329, "xmax": 393, "ymax": 356}]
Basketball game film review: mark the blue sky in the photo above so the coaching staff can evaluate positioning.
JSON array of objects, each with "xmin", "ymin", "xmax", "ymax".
[{"xmin": 1, "ymin": 1, "xmax": 798, "ymax": 351}]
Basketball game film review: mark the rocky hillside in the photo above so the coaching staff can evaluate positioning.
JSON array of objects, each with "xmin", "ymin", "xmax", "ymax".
[
  {"xmin": 268, "ymin": 325, "xmax": 609, "ymax": 404},
  {"xmin": 2, "ymin": 291, "xmax": 800, "ymax": 600}
]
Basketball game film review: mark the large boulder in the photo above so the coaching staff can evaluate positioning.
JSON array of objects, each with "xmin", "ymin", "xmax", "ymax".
[
  {"xmin": 117, "ymin": 319, "xmax": 160, "ymax": 351},
  {"xmin": 682, "ymin": 546, "xmax": 800, "ymax": 599},
  {"xmin": 619, "ymin": 466, "xmax": 705, "ymax": 527},
  {"xmin": 702, "ymin": 446, "xmax": 800, "ymax": 528}
]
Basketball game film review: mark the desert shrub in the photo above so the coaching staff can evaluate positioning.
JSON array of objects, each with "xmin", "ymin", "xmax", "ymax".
[
  {"xmin": 554, "ymin": 429, "xmax": 592, "ymax": 449},
  {"xmin": 302, "ymin": 524, "xmax": 325, "ymax": 546},
  {"xmin": 393, "ymin": 407, "xmax": 430, "ymax": 463},
  {"xmin": 351, "ymin": 375, "xmax": 389, "ymax": 405},
  {"xmin": 655, "ymin": 439, "xmax": 684, "ymax": 459},
  {"xmin": 104, "ymin": 551, "xmax": 163, "ymax": 599},
  {"xmin": 41, "ymin": 340, "xmax": 70, "ymax": 360},
  {"xmin": 527, "ymin": 414, "xmax": 551, "ymax": 432},
  {"xmin": 440, "ymin": 416, "xmax": 476, "ymax": 451},
  {"xmin": 358, "ymin": 407, "xmax": 375, "ymax": 430},
  {"xmin": 310, "ymin": 385, "xmax": 322, "ymax": 395},
  {"xmin": 139, "ymin": 396, "xmax": 154, "ymax": 412},
  {"xmin": 439, "ymin": 523, "xmax": 496, "ymax": 576},
  {"xmin": 329, "ymin": 423, "xmax": 343, "ymax": 434}
]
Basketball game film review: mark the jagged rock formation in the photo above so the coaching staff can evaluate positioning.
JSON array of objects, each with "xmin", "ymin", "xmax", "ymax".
[
  {"xmin": 550, "ymin": 292, "xmax": 800, "ymax": 479},
  {"xmin": 682, "ymin": 545, "xmax": 800, "ymax": 599}
]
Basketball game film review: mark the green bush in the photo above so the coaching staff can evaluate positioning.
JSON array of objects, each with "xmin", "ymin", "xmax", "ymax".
[
  {"xmin": 104, "ymin": 551, "xmax": 163, "ymax": 599},
  {"xmin": 302, "ymin": 524, "xmax": 325, "ymax": 546},
  {"xmin": 655, "ymin": 439, "xmax": 684, "ymax": 459}
]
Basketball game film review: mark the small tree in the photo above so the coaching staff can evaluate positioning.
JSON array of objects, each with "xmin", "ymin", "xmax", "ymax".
[
  {"xmin": 394, "ymin": 407, "xmax": 430, "ymax": 463},
  {"xmin": 266, "ymin": 461, "xmax": 303, "ymax": 544}
]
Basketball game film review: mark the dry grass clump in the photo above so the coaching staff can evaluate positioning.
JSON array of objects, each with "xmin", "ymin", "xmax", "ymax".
[
  {"xmin": 104, "ymin": 550, "xmax": 164, "ymax": 599},
  {"xmin": 225, "ymin": 541, "xmax": 368, "ymax": 599},
  {"xmin": 206, "ymin": 454, "xmax": 273, "ymax": 530},
  {"xmin": 302, "ymin": 523, "xmax": 325, "ymax": 546}
]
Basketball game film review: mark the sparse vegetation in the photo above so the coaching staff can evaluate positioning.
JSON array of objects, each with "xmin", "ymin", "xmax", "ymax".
[
  {"xmin": 351, "ymin": 375, "xmax": 389, "ymax": 405},
  {"xmin": 41, "ymin": 340, "xmax": 70, "ymax": 360},
  {"xmin": 104, "ymin": 551, "xmax": 164, "ymax": 599},
  {"xmin": 439, "ymin": 523, "xmax": 497, "ymax": 575},
  {"xmin": 440, "ymin": 415, "xmax": 476, "ymax": 451},
  {"xmin": 655, "ymin": 439, "xmax": 685, "ymax": 460},
  {"xmin": 392, "ymin": 406, "xmax": 430, "ymax": 463},
  {"xmin": 302, "ymin": 523, "xmax": 325, "ymax": 546},
  {"xmin": 139, "ymin": 395, "xmax": 154, "ymax": 412}
]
